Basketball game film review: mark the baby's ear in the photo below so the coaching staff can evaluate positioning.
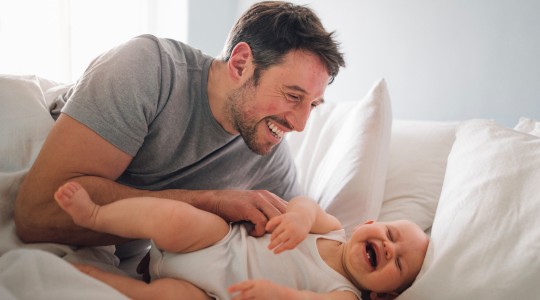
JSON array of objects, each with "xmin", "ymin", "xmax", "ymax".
[{"xmin": 370, "ymin": 292, "xmax": 399, "ymax": 300}]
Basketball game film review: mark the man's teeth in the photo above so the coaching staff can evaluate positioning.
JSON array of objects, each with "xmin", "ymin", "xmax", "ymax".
[{"xmin": 267, "ymin": 121, "xmax": 284, "ymax": 138}]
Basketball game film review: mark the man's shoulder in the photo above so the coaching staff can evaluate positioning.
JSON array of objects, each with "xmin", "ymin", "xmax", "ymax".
[
  {"xmin": 133, "ymin": 34, "xmax": 211, "ymax": 66},
  {"xmin": 133, "ymin": 34, "xmax": 185, "ymax": 49}
]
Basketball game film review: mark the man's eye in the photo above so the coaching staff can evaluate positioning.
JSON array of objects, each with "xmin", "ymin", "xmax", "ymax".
[{"xmin": 288, "ymin": 94, "xmax": 300, "ymax": 101}]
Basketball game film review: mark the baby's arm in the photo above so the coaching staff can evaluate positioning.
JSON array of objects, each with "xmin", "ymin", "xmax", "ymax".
[
  {"xmin": 228, "ymin": 279, "xmax": 358, "ymax": 300},
  {"xmin": 265, "ymin": 196, "xmax": 341, "ymax": 253}
]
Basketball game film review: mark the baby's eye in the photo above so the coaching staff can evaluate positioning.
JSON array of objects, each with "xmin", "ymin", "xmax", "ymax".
[
  {"xmin": 386, "ymin": 226, "xmax": 394, "ymax": 241},
  {"xmin": 396, "ymin": 258, "xmax": 402, "ymax": 272}
]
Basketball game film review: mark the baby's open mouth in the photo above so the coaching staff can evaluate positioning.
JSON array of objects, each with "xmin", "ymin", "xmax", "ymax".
[{"xmin": 366, "ymin": 243, "xmax": 378, "ymax": 268}]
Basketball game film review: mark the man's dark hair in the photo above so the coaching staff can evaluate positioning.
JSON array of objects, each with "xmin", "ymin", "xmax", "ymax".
[{"xmin": 222, "ymin": 1, "xmax": 345, "ymax": 84}]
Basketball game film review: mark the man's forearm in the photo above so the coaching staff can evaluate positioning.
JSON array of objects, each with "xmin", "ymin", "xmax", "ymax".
[{"xmin": 14, "ymin": 174, "xmax": 208, "ymax": 246}]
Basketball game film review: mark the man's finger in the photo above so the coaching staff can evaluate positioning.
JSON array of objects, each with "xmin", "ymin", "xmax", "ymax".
[
  {"xmin": 246, "ymin": 209, "xmax": 268, "ymax": 237},
  {"xmin": 268, "ymin": 193, "xmax": 288, "ymax": 214},
  {"xmin": 250, "ymin": 221, "xmax": 267, "ymax": 237},
  {"xmin": 257, "ymin": 200, "xmax": 284, "ymax": 221}
]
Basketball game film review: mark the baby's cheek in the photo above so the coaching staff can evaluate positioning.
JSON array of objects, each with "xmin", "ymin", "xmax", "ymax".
[{"xmin": 374, "ymin": 267, "xmax": 403, "ymax": 293}]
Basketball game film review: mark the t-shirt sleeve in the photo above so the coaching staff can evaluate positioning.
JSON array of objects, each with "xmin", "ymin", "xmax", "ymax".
[{"xmin": 62, "ymin": 35, "xmax": 163, "ymax": 156}]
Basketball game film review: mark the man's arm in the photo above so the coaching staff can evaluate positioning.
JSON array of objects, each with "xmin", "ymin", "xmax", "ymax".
[
  {"xmin": 14, "ymin": 114, "xmax": 134, "ymax": 245},
  {"xmin": 14, "ymin": 114, "xmax": 287, "ymax": 246}
]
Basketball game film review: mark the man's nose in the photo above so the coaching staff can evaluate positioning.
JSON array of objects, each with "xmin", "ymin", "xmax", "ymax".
[{"xmin": 287, "ymin": 102, "xmax": 312, "ymax": 132}]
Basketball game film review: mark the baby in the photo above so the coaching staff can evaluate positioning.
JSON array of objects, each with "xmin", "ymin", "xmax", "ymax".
[{"xmin": 55, "ymin": 182, "xmax": 429, "ymax": 300}]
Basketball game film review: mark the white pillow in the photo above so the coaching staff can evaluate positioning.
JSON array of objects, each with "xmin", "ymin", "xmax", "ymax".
[
  {"xmin": 0, "ymin": 74, "xmax": 56, "ymax": 223},
  {"xmin": 400, "ymin": 119, "xmax": 540, "ymax": 299},
  {"xmin": 0, "ymin": 75, "xmax": 84, "ymax": 254},
  {"xmin": 287, "ymin": 78, "xmax": 392, "ymax": 236},
  {"xmin": 379, "ymin": 120, "xmax": 457, "ymax": 231},
  {"xmin": 514, "ymin": 117, "xmax": 540, "ymax": 137}
]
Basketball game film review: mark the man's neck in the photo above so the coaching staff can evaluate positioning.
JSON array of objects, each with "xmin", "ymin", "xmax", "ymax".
[{"xmin": 207, "ymin": 59, "xmax": 233, "ymax": 133}]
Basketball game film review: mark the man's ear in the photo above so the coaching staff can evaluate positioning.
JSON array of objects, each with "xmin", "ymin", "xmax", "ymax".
[
  {"xmin": 370, "ymin": 292, "xmax": 399, "ymax": 300},
  {"xmin": 227, "ymin": 42, "xmax": 252, "ymax": 81}
]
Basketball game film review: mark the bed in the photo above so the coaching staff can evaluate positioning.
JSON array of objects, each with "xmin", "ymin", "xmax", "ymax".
[{"xmin": 1, "ymin": 74, "xmax": 539, "ymax": 299}]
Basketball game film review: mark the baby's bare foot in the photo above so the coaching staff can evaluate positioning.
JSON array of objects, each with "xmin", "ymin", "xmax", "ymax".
[{"xmin": 54, "ymin": 181, "xmax": 99, "ymax": 229}]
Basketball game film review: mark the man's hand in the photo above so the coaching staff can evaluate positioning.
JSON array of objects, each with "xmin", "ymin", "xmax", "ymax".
[
  {"xmin": 265, "ymin": 211, "xmax": 311, "ymax": 254},
  {"xmin": 201, "ymin": 190, "xmax": 287, "ymax": 237}
]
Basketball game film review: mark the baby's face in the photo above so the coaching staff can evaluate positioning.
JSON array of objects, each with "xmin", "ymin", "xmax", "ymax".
[{"xmin": 343, "ymin": 220, "xmax": 429, "ymax": 293}]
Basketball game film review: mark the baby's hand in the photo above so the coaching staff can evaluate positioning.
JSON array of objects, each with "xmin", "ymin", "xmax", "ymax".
[
  {"xmin": 265, "ymin": 212, "xmax": 311, "ymax": 254},
  {"xmin": 228, "ymin": 279, "xmax": 286, "ymax": 299}
]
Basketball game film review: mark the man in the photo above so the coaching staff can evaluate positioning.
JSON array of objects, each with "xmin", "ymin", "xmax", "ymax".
[{"xmin": 14, "ymin": 1, "xmax": 345, "ymax": 257}]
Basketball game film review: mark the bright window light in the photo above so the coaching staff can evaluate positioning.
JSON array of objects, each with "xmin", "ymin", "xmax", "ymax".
[{"xmin": 0, "ymin": 0, "xmax": 187, "ymax": 83}]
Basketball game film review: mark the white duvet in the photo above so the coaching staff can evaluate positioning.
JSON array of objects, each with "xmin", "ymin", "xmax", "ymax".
[
  {"xmin": 0, "ymin": 248, "xmax": 127, "ymax": 300},
  {"xmin": 0, "ymin": 74, "xmax": 129, "ymax": 299}
]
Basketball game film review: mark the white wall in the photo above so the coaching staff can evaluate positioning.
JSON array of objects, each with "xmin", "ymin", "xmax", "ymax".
[
  {"xmin": 187, "ymin": 0, "xmax": 238, "ymax": 57},
  {"xmin": 191, "ymin": 0, "xmax": 540, "ymax": 126}
]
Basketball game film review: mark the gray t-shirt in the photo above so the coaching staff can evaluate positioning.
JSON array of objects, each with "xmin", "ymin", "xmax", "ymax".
[{"xmin": 62, "ymin": 34, "xmax": 302, "ymax": 200}]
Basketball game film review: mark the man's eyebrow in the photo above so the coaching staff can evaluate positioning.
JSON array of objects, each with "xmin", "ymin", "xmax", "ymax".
[
  {"xmin": 314, "ymin": 98, "xmax": 325, "ymax": 106},
  {"xmin": 284, "ymin": 85, "xmax": 307, "ymax": 94}
]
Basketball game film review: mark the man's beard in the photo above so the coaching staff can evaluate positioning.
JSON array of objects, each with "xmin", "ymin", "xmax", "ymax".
[{"xmin": 225, "ymin": 77, "xmax": 276, "ymax": 156}]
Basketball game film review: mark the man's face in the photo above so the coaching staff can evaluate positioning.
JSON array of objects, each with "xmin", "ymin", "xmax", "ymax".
[
  {"xmin": 344, "ymin": 220, "xmax": 429, "ymax": 294},
  {"xmin": 225, "ymin": 49, "xmax": 330, "ymax": 155}
]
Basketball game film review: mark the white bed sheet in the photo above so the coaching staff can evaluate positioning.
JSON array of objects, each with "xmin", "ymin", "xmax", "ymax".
[
  {"xmin": 0, "ymin": 248, "xmax": 127, "ymax": 300},
  {"xmin": 0, "ymin": 74, "xmax": 131, "ymax": 299}
]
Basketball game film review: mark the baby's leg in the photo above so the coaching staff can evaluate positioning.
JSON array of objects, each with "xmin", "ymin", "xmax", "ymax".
[
  {"xmin": 55, "ymin": 182, "xmax": 230, "ymax": 252},
  {"xmin": 74, "ymin": 263, "xmax": 211, "ymax": 300},
  {"xmin": 54, "ymin": 182, "xmax": 101, "ymax": 229}
]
